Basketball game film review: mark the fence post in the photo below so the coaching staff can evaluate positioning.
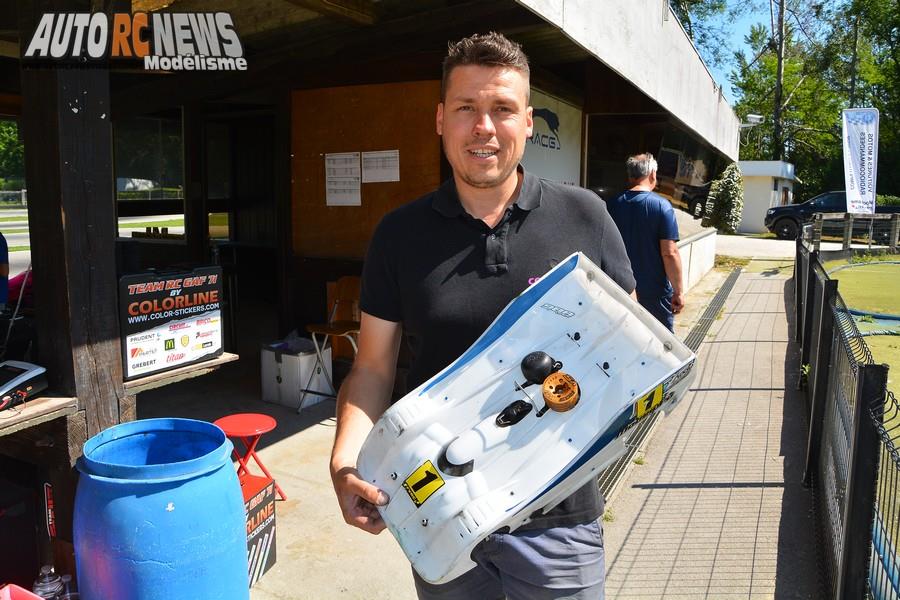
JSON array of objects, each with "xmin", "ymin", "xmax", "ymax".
[
  {"xmin": 890, "ymin": 214, "xmax": 899, "ymax": 252},
  {"xmin": 803, "ymin": 278, "xmax": 837, "ymax": 486},
  {"xmin": 836, "ymin": 362, "xmax": 889, "ymax": 600},
  {"xmin": 843, "ymin": 213, "xmax": 854, "ymax": 250},
  {"xmin": 800, "ymin": 249, "xmax": 819, "ymax": 375},
  {"xmin": 795, "ymin": 239, "xmax": 803, "ymax": 343},
  {"xmin": 813, "ymin": 213, "xmax": 823, "ymax": 253}
]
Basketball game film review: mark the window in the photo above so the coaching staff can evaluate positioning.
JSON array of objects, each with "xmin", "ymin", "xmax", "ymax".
[
  {"xmin": 113, "ymin": 110, "xmax": 185, "ymax": 240},
  {"xmin": 206, "ymin": 122, "xmax": 232, "ymax": 240}
]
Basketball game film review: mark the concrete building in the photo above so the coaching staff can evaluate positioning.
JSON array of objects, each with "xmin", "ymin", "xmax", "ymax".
[{"xmin": 738, "ymin": 160, "xmax": 798, "ymax": 233}]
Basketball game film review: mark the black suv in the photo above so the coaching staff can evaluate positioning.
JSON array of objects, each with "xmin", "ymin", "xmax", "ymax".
[{"xmin": 764, "ymin": 191, "xmax": 900, "ymax": 240}]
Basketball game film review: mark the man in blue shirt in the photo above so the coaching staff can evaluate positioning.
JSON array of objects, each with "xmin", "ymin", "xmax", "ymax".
[{"xmin": 607, "ymin": 153, "xmax": 684, "ymax": 331}]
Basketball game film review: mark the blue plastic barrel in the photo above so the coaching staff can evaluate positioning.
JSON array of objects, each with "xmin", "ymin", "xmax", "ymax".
[{"xmin": 74, "ymin": 418, "xmax": 249, "ymax": 600}]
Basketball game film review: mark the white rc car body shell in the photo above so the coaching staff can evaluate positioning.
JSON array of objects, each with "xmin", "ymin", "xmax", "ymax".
[{"xmin": 357, "ymin": 252, "xmax": 696, "ymax": 584}]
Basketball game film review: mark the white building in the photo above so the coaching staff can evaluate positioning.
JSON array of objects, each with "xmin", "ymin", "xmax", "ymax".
[{"xmin": 738, "ymin": 161, "xmax": 798, "ymax": 233}]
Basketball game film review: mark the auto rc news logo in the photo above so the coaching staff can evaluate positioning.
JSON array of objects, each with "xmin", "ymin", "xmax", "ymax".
[{"xmin": 23, "ymin": 12, "xmax": 246, "ymax": 72}]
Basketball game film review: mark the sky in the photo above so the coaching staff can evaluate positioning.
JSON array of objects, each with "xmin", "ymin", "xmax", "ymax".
[{"xmin": 707, "ymin": 5, "xmax": 770, "ymax": 106}]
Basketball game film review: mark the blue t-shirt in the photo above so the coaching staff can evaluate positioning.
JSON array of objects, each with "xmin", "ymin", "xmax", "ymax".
[
  {"xmin": 606, "ymin": 190, "xmax": 679, "ymax": 298},
  {"xmin": 0, "ymin": 233, "xmax": 8, "ymax": 305}
]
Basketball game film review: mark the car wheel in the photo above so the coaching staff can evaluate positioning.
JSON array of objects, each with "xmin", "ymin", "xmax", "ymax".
[{"xmin": 774, "ymin": 219, "xmax": 799, "ymax": 240}]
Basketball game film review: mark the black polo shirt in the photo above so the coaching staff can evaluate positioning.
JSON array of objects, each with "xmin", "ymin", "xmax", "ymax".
[{"xmin": 361, "ymin": 168, "xmax": 636, "ymax": 529}]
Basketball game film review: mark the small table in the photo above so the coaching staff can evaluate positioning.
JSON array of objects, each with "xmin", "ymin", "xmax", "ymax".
[{"xmin": 214, "ymin": 413, "xmax": 287, "ymax": 501}]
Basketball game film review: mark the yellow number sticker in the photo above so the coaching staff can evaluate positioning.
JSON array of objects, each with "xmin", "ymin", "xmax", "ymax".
[
  {"xmin": 402, "ymin": 460, "xmax": 445, "ymax": 507},
  {"xmin": 634, "ymin": 384, "xmax": 663, "ymax": 419}
]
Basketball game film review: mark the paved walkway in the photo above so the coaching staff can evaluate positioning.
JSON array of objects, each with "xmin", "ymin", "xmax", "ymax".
[{"xmin": 604, "ymin": 266, "xmax": 819, "ymax": 599}]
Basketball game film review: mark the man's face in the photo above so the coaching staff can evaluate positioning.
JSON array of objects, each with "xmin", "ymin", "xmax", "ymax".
[{"xmin": 436, "ymin": 65, "xmax": 533, "ymax": 190}]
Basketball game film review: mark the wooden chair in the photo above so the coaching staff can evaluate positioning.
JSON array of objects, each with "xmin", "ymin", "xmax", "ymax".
[{"xmin": 299, "ymin": 276, "xmax": 361, "ymax": 410}]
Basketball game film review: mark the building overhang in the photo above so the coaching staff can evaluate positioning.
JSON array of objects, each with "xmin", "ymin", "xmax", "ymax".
[{"xmin": 514, "ymin": 0, "xmax": 740, "ymax": 162}]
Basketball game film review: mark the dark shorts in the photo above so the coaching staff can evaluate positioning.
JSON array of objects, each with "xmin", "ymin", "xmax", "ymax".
[
  {"xmin": 639, "ymin": 293, "xmax": 674, "ymax": 331},
  {"xmin": 412, "ymin": 521, "xmax": 605, "ymax": 600}
]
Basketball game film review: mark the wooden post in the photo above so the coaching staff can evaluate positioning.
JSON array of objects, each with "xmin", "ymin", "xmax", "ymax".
[
  {"xmin": 183, "ymin": 103, "xmax": 208, "ymax": 263},
  {"xmin": 890, "ymin": 214, "xmax": 899, "ymax": 252},
  {"xmin": 812, "ymin": 213, "xmax": 823, "ymax": 253},
  {"xmin": 842, "ymin": 213, "xmax": 854, "ymax": 250},
  {"xmin": 275, "ymin": 90, "xmax": 294, "ymax": 335},
  {"xmin": 20, "ymin": 63, "xmax": 127, "ymax": 437}
]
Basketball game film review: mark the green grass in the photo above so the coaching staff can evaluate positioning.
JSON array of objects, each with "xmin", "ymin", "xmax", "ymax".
[
  {"xmin": 828, "ymin": 263, "xmax": 900, "ymax": 315},
  {"xmin": 0, "ymin": 227, "xmax": 27, "ymax": 234},
  {"xmin": 118, "ymin": 218, "xmax": 185, "ymax": 230},
  {"xmin": 714, "ymin": 255, "xmax": 750, "ymax": 270},
  {"xmin": 9, "ymin": 245, "xmax": 28, "ymax": 252},
  {"xmin": 744, "ymin": 259, "xmax": 795, "ymax": 275},
  {"xmin": 823, "ymin": 253, "xmax": 900, "ymax": 273},
  {"xmin": 0, "ymin": 216, "xmax": 26, "ymax": 223},
  {"xmin": 867, "ymin": 336, "xmax": 900, "ymax": 398}
]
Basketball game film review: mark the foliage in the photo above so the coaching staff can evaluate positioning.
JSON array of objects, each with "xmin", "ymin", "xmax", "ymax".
[
  {"xmin": 669, "ymin": 0, "xmax": 733, "ymax": 67},
  {"xmin": 878, "ymin": 195, "xmax": 900, "ymax": 207},
  {"xmin": 0, "ymin": 121, "xmax": 24, "ymax": 182},
  {"xmin": 728, "ymin": 1, "xmax": 900, "ymax": 200},
  {"xmin": 702, "ymin": 162, "xmax": 744, "ymax": 233}
]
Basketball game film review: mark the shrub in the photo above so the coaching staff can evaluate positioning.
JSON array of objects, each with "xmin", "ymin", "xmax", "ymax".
[
  {"xmin": 701, "ymin": 162, "xmax": 744, "ymax": 234},
  {"xmin": 877, "ymin": 194, "xmax": 900, "ymax": 206}
]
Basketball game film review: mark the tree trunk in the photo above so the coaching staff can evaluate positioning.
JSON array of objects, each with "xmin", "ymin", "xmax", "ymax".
[
  {"xmin": 849, "ymin": 12, "xmax": 860, "ymax": 107},
  {"xmin": 772, "ymin": 0, "xmax": 786, "ymax": 160}
]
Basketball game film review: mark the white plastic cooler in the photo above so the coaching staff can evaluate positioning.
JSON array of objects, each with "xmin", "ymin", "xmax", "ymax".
[{"xmin": 260, "ymin": 339, "xmax": 332, "ymax": 409}]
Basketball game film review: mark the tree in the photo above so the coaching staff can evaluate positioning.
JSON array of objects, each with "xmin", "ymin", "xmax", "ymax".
[
  {"xmin": 727, "ymin": 0, "xmax": 897, "ymax": 198},
  {"xmin": 703, "ymin": 162, "xmax": 744, "ymax": 233},
  {"xmin": 0, "ymin": 120, "xmax": 24, "ymax": 184},
  {"xmin": 670, "ymin": 0, "xmax": 737, "ymax": 68}
]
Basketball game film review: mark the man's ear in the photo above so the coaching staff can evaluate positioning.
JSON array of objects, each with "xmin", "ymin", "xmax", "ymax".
[
  {"xmin": 436, "ymin": 102, "xmax": 444, "ymax": 136},
  {"xmin": 525, "ymin": 105, "xmax": 534, "ymax": 138}
]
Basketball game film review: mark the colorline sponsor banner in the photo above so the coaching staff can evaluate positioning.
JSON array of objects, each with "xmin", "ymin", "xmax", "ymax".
[
  {"xmin": 842, "ymin": 108, "xmax": 879, "ymax": 214},
  {"xmin": 520, "ymin": 89, "xmax": 583, "ymax": 186},
  {"xmin": 119, "ymin": 267, "xmax": 224, "ymax": 380}
]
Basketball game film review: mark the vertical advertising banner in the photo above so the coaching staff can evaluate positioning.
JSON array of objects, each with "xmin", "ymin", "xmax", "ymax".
[
  {"xmin": 119, "ymin": 267, "xmax": 224, "ymax": 380},
  {"xmin": 842, "ymin": 108, "xmax": 879, "ymax": 214},
  {"xmin": 520, "ymin": 89, "xmax": 583, "ymax": 186}
]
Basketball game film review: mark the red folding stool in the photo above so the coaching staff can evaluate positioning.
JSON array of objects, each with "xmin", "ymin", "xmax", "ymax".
[{"xmin": 214, "ymin": 413, "xmax": 287, "ymax": 501}]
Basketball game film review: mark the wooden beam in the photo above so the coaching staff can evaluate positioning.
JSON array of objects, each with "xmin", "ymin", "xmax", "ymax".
[
  {"xmin": 283, "ymin": 0, "xmax": 377, "ymax": 25},
  {"xmin": 131, "ymin": 0, "xmax": 178, "ymax": 10},
  {"xmin": 112, "ymin": 1, "xmax": 539, "ymax": 118},
  {"xmin": 0, "ymin": 39, "xmax": 17, "ymax": 59},
  {"xmin": 183, "ymin": 103, "xmax": 207, "ymax": 262},
  {"xmin": 20, "ymin": 0, "xmax": 128, "ymax": 438},
  {"xmin": 274, "ymin": 89, "xmax": 293, "ymax": 335},
  {"xmin": 0, "ymin": 410, "xmax": 87, "ymax": 469},
  {"xmin": 0, "ymin": 396, "xmax": 77, "ymax": 438}
]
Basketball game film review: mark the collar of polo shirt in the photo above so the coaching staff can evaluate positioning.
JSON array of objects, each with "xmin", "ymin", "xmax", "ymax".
[{"xmin": 432, "ymin": 166, "xmax": 543, "ymax": 218}]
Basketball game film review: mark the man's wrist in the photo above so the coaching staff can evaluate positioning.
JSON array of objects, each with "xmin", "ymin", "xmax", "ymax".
[{"xmin": 330, "ymin": 454, "xmax": 357, "ymax": 476}]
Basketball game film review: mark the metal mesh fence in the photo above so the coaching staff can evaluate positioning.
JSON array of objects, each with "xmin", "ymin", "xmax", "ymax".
[
  {"xmin": 798, "ymin": 233, "xmax": 898, "ymax": 599},
  {"xmin": 870, "ymin": 390, "xmax": 900, "ymax": 599}
]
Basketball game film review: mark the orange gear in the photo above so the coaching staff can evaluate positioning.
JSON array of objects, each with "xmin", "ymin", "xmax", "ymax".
[{"xmin": 541, "ymin": 372, "xmax": 580, "ymax": 412}]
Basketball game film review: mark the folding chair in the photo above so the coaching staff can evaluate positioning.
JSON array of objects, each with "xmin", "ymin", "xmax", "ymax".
[{"xmin": 299, "ymin": 275, "xmax": 360, "ymax": 411}]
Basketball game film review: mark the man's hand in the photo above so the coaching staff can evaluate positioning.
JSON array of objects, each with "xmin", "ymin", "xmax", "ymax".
[
  {"xmin": 671, "ymin": 291, "xmax": 685, "ymax": 314},
  {"xmin": 331, "ymin": 464, "xmax": 390, "ymax": 534}
]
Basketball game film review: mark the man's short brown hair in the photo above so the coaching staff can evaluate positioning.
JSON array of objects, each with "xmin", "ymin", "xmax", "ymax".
[{"xmin": 442, "ymin": 32, "xmax": 530, "ymax": 101}]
